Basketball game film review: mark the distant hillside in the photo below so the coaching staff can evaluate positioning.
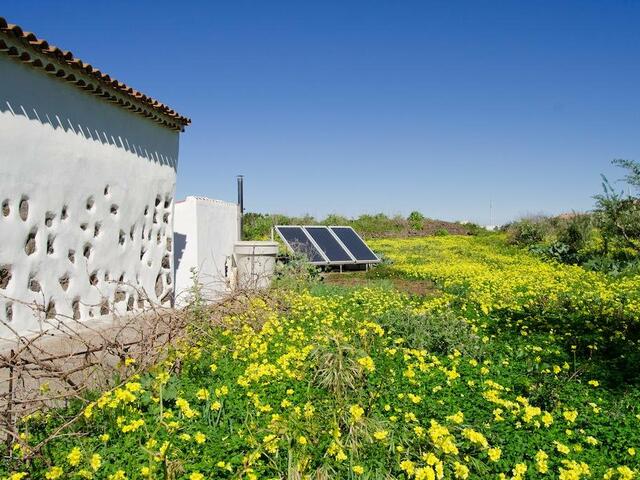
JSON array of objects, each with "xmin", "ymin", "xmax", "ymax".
[{"xmin": 242, "ymin": 212, "xmax": 483, "ymax": 240}]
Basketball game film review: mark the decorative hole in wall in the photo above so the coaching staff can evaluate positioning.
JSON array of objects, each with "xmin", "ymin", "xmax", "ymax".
[
  {"xmin": 45, "ymin": 300, "xmax": 56, "ymax": 319},
  {"xmin": 5, "ymin": 302, "xmax": 13, "ymax": 322},
  {"xmin": 47, "ymin": 234, "xmax": 55, "ymax": 255},
  {"xmin": 3, "ymin": 185, "xmax": 177, "ymax": 327},
  {"xmin": 29, "ymin": 275, "xmax": 41, "ymax": 293},
  {"xmin": 45, "ymin": 211, "xmax": 56, "ymax": 227},
  {"xmin": 0, "ymin": 265, "xmax": 11, "ymax": 290},
  {"xmin": 25, "ymin": 228, "xmax": 37, "ymax": 256},
  {"xmin": 72, "ymin": 298, "xmax": 81, "ymax": 320},
  {"xmin": 59, "ymin": 274, "xmax": 70, "ymax": 291},
  {"xmin": 155, "ymin": 273, "xmax": 163, "ymax": 297},
  {"xmin": 19, "ymin": 197, "xmax": 29, "ymax": 221}
]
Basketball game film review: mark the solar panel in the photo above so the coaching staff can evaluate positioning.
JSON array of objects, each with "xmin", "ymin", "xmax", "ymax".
[
  {"xmin": 305, "ymin": 226, "xmax": 354, "ymax": 263},
  {"xmin": 330, "ymin": 227, "xmax": 380, "ymax": 262},
  {"xmin": 275, "ymin": 225, "xmax": 380, "ymax": 267},
  {"xmin": 275, "ymin": 226, "xmax": 327, "ymax": 264}
]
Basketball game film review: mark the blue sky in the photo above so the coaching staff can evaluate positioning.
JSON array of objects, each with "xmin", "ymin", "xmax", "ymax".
[{"xmin": 4, "ymin": 1, "xmax": 639, "ymax": 224}]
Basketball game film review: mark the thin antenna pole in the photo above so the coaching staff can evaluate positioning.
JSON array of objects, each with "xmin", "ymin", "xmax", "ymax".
[{"xmin": 489, "ymin": 198, "xmax": 493, "ymax": 227}]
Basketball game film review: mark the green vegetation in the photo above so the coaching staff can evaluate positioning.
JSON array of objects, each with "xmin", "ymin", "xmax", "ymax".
[
  {"xmin": 242, "ymin": 212, "xmax": 475, "ymax": 240},
  {"xmin": 505, "ymin": 159, "xmax": 640, "ymax": 275},
  {"xmin": 6, "ymin": 234, "xmax": 640, "ymax": 480}
]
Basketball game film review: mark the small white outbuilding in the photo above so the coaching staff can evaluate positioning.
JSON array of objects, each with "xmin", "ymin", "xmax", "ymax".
[
  {"xmin": 173, "ymin": 197, "xmax": 240, "ymax": 304},
  {"xmin": 173, "ymin": 197, "xmax": 280, "ymax": 305},
  {"xmin": 0, "ymin": 18, "xmax": 190, "ymax": 337}
]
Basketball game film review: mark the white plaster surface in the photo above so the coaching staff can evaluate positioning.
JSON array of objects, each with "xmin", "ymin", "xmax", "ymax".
[
  {"xmin": 0, "ymin": 55, "xmax": 180, "ymax": 338},
  {"xmin": 173, "ymin": 197, "xmax": 239, "ymax": 304}
]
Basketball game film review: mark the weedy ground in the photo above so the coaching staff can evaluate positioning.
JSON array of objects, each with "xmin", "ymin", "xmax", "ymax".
[{"xmin": 4, "ymin": 234, "xmax": 640, "ymax": 480}]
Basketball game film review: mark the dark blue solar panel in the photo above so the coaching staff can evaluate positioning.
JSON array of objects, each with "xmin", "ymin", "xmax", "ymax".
[
  {"xmin": 276, "ymin": 226, "xmax": 326, "ymax": 263},
  {"xmin": 330, "ymin": 227, "xmax": 378, "ymax": 262},
  {"xmin": 305, "ymin": 227, "xmax": 353, "ymax": 263}
]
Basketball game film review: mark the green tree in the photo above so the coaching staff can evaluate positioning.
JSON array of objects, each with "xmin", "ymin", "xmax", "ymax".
[
  {"xmin": 594, "ymin": 159, "xmax": 640, "ymax": 254},
  {"xmin": 407, "ymin": 211, "xmax": 425, "ymax": 231}
]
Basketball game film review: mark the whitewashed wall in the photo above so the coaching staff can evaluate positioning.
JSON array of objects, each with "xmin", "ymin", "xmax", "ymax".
[
  {"xmin": 0, "ymin": 55, "xmax": 179, "ymax": 338},
  {"xmin": 173, "ymin": 197, "xmax": 239, "ymax": 305}
]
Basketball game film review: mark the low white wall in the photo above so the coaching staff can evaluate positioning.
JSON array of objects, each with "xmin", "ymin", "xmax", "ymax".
[
  {"xmin": 0, "ymin": 55, "xmax": 179, "ymax": 338},
  {"xmin": 173, "ymin": 197, "xmax": 239, "ymax": 304}
]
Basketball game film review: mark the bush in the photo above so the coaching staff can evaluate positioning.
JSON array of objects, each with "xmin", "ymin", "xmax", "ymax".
[
  {"xmin": 506, "ymin": 218, "xmax": 546, "ymax": 246},
  {"xmin": 376, "ymin": 309, "xmax": 480, "ymax": 355},
  {"xmin": 272, "ymin": 253, "xmax": 320, "ymax": 291},
  {"xmin": 351, "ymin": 213, "xmax": 405, "ymax": 237},
  {"xmin": 407, "ymin": 211, "xmax": 425, "ymax": 231},
  {"xmin": 594, "ymin": 159, "xmax": 640, "ymax": 255},
  {"xmin": 321, "ymin": 213, "xmax": 350, "ymax": 226},
  {"xmin": 556, "ymin": 214, "xmax": 593, "ymax": 254},
  {"xmin": 243, "ymin": 213, "xmax": 318, "ymax": 240},
  {"xmin": 434, "ymin": 228, "xmax": 449, "ymax": 236},
  {"xmin": 461, "ymin": 222, "xmax": 487, "ymax": 236}
]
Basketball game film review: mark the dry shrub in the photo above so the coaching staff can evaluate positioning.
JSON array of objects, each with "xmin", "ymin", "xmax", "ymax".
[{"xmin": 0, "ymin": 283, "xmax": 273, "ymax": 460}]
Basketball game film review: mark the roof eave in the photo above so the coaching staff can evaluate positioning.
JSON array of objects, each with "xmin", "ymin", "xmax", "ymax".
[{"xmin": 0, "ymin": 17, "xmax": 191, "ymax": 132}]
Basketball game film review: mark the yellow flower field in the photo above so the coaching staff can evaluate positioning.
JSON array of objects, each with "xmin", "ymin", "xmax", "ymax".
[
  {"xmin": 370, "ymin": 235, "xmax": 640, "ymax": 322},
  {"xmin": 4, "ymin": 235, "xmax": 639, "ymax": 479}
]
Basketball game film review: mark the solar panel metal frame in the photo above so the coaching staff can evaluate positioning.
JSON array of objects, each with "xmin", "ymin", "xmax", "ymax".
[
  {"xmin": 327, "ymin": 226, "xmax": 381, "ymax": 264},
  {"xmin": 302, "ymin": 226, "xmax": 356, "ymax": 265},
  {"xmin": 275, "ymin": 225, "xmax": 381, "ymax": 266},
  {"xmin": 274, "ymin": 226, "xmax": 329, "ymax": 265}
]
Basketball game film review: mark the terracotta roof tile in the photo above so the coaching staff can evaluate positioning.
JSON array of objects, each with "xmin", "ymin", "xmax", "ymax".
[{"xmin": 0, "ymin": 16, "xmax": 190, "ymax": 130}]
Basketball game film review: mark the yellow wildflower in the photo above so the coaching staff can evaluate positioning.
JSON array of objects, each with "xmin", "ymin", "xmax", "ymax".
[{"xmin": 67, "ymin": 447, "xmax": 82, "ymax": 466}]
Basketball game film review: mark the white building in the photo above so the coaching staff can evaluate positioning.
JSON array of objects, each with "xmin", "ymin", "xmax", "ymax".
[
  {"xmin": 0, "ymin": 18, "xmax": 190, "ymax": 337},
  {"xmin": 173, "ymin": 197, "xmax": 240, "ymax": 304}
]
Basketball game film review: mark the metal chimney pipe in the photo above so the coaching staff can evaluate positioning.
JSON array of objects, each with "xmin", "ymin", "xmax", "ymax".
[{"xmin": 237, "ymin": 175, "xmax": 244, "ymax": 240}]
